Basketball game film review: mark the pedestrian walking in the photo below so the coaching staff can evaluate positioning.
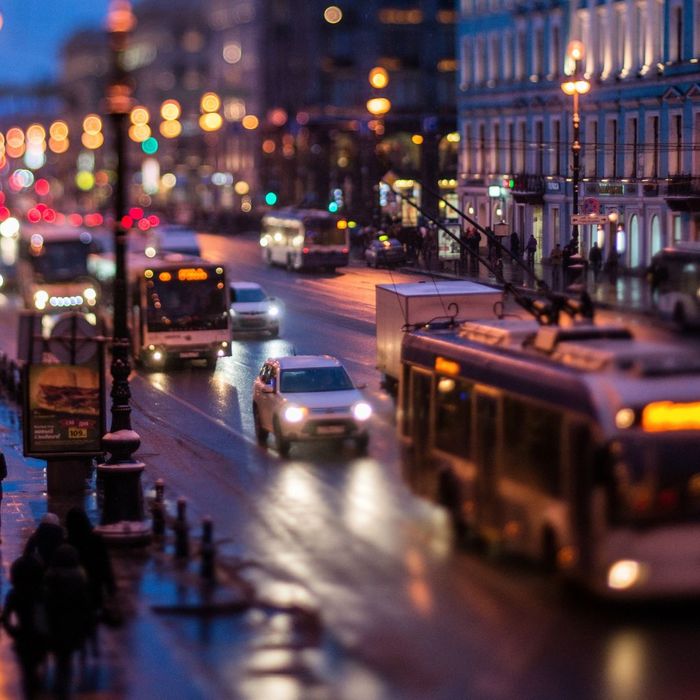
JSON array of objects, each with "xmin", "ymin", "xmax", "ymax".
[
  {"xmin": 468, "ymin": 228, "xmax": 481, "ymax": 276},
  {"xmin": 24, "ymin": 512, "xmax": 64, "ymax": 570},
  {"xmin": 526, "ymin": 234, "xmax": 537, "ymax": 267},
  {"xmin": 2, "ymin": 554, "xmax": 49, "ymax": 698},
  {"xmin": 549, "ymin": 243, "xmax": 563, "ymax": 290},
  {"xmin": 44, "ymin": 543, "xmax": 94, "ymax": 699},
  {"xmin": 0, "ymin": 451, "xmax": 7, "ymax": 535},
  {"xmin": 606, "ymin": 246, "xmax": 620, "ymax": 285},
  {"xmin": 510, "ymin": 230, "xmax": 520, "ymax": 260},
  {"xmin": 66, "ymin": 506, "xmax": 117, "ymax": 657},
  {"xmin": 589, "ymin": 241, "xmax": 603, "ymax": 282}
]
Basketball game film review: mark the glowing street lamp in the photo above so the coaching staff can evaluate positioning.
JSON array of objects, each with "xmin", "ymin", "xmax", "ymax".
[{"xmin": 561, "ymin": 40, "xmax": 591, "ymax": 252}]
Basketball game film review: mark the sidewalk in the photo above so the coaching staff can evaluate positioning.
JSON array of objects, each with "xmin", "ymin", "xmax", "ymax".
[{"xmin": 0, "ymin": 396, "xmax": 250, "ymax": 699}]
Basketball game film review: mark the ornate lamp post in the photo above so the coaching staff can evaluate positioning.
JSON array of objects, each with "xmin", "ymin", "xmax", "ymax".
[
  {"xmin": 561, "ymin": 41, "xmax": 590, "ymax": 253},
  {"xmin": 366, "ymin": 77, "xmax": 391, "ymax": 226},
  {"xmin": 97, "ymin": 0, "xmax": 149, "ymax": 543}
]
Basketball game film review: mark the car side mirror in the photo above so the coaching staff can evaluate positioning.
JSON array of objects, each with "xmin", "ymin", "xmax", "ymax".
[{"xmin": 262, "ymin": 384, "xmax": 274, "ymax": 394}]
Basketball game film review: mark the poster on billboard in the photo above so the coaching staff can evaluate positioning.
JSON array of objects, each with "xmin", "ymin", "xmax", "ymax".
[
  {"xmin": 438, "ymin": 223, "xmax": 461, "ymax": 260},
  {"xmin": 23, "ymin": 351, "xmax": 105, "ymax": 458}
]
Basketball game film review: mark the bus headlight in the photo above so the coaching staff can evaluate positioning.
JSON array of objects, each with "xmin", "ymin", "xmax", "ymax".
[
  {"xmin": 607, "ymin": 559, "xmax": 642, "ymax": 590},
  {"xmin": 283, "ymin": 405, "xmax": 307, "ymax": 423},
  {"xmin": 152, "ymin": 349, "xmax": 164, "ymax": 363},
  {"xmin": 267, "ymin": 305, "xmax": 280, "ymax": 318},
  {"xmin": 34, "ymin": 289, "xmax": 49, "ymax": 310},
  {"xmin": 352, "ymin": 401, "xmax": 373, "ymax": 421}
]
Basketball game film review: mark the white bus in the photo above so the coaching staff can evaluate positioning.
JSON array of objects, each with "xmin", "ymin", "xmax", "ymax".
[
  {"xmin": 17, "ymin": 225, "xmax": 103, "ymax": 317},
  {"xmin": 649, "ymin": 243, "xmax": 700, "ymax": 326},
  {"xmin": 400, "ymin": 318, "xmax": 700, "ymax": 597},
  {"xmin": 129, "ymin": 253, "xmax": 232, "ymax": 369},
  {"xmin": 260, "ymin": 209, "xmax": 349, "ymax": 272}
]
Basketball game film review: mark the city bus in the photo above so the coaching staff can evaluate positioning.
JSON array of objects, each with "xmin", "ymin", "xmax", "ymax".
[
  {"xmin": 399, "ymin": 317, "xmax": 700, "ymax": 597},
  {"xmin": 129, "ymin": 253, "xmax": 232, "ymax": 369},
  {"xmin": 260, "ymin": 209, "xmax": 349, "ymax": 272},
  {"xmin": 649, "ymin": 243, "xmax": 700, "ymax": 327},
  {"xmin": 17, "ymin": 225, "xmax": 103, "ymax": 318}
]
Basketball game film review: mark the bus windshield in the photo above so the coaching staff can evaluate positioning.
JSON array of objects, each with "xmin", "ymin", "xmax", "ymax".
[
  {"xmin": 145, "ymin": 276, "xmax": 228, "ymax": 332},
  {"xmin": 29, "ymin": 241, "xmax": 90, "ymax": 282},
  {"xmin": 303, "ymin": 218, "xmax": 346, "ymax": 246}
]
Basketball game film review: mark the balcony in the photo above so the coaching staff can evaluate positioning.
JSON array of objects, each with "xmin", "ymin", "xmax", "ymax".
[
  {"xmin": 664, "ymin": 176, "xmax": 700, "ymax": 211},
  {"xmin": 509, "ymin": 174, "xmax": 546, "ymax": 203}
]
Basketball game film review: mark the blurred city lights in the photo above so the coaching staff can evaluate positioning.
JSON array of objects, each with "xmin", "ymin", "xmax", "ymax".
[
  {"xmin": 142, "ymin": 137, "xmax": 159, "ymax": 154},
  {"xmin": 222, "ymin": 42, "xmax": 242, "ymax": 64},
  {"xmin": 49, "ymin": 120, "xmax": 69, "ymax": 140},
  {"xmin": 76, "ymin": 171, "xmax": 95, "ymax": 191},
  {"xmin": 367, "ymin": 97, "xmax": 392, "ymax": 116},
  {"xmin": 199, "ymin": 112, "xmax": 223, "ymax": 132},
  {"xmin": 130, "ymin": 106, "xmax": 150, "ymax": 125},
  {"xmin": 241, "ymin": 115, "xmax": 259, "ymax": 130},
  {"xmin": 160, "ymin": 99, "xmax": 181, "ymax": 121},
  {"xmin": 83, "ymin": 114, "xmax": 103, "ymax": 135},
  {"xmin": 324, "ymin": 6, "xmax": 343, "ymax": 23},
  {"xmin": 369, "ymin": 66, "xmax": 389, "ymax": 89},
  {"xmin": 200, "ymin": 92, "xmax": 221, "ymax": 113}
]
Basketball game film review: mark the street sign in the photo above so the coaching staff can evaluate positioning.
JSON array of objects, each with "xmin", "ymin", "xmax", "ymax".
[
  {"xmin": 571, "ymin": 214, "xmax": 608, "ymax": 225},
  {"xmin": 49, "ymin": 313, "xmax": 99, "ymax": 365}
]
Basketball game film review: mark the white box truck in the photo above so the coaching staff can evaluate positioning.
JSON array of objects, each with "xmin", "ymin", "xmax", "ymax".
[{"xmin": 375, "ymin": 280, "xmax": 503, "ymax": 391}]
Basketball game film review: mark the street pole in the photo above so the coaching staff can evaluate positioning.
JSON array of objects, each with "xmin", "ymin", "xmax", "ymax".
[
  {"xmin": 571, "ymin": 89, "xmax": 581, "ymax": 253},
  {"xmin": 97, "ymin": 0, "xmax": 149, "ymax": 544}
]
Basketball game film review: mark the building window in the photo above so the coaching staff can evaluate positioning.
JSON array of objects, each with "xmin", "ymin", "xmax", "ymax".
[
  {"xmin": 605, "ymin": 118, "xmax": 618, "ymax": 177},
  {"xmin": 503, "ymin": 31, "xmax": 513, "ymax": 80},
  {"xmin": 517, "ymin": 121, "xmax": 526, "ymax": 172},
  {"xmin": 585, "ymin": 119, "xmax": 598, "ymax": 180},
  {"xmin": 479, "ymin": 124, "xmax": 487, "ymax": 173},
  {"xmin": 464, "ymin": 124, "xmax": 473, "ymax": 173},
  {"xmin": 517, "ymin": 29, "xmax": 527, "ymax": 80},
  {"xmin": 625, "ymin": 117, "xmax": 639, "ymax": 178},
  {"xmin": 533, "ymin": 27, "xmax": 544, "ymax": 77},
  {"xmin": 671, "ymin": 4, "xmax": 683, "ymax": 62},
  {"xmin": 645, "ymin": 115, "xmax": 659, "ymax": 178},
  {"xmin": 508, "ymin": 122, "xmax": 515, "ymax": 173},
  {"xmin": 550, "ymin": 24, "xmax": 561, "ymax": 78},
  {"xmin": 489, "ymin": 34, "xmax": 499, "ymax": 82},
  {"xmin": 670, "ymin": 113, "xmax": 683, "ymax": 176},
  {"xmin": 535, "ymin": 120, "xmax": 544, "ymax": 174},
  {"xmin": 494, "ymin": 123, "xmax": 501, "ymax": 173},
  {"xmin": 552, "ymin": 118, "xmax": 562, "ymax": 176},
  {"xmin": 475, "ymin": 36, "xmax": 485, "ymax": 83},
  {"xmin": 460, "ymin": 37, "xmax": 472, "ymax": 88}
]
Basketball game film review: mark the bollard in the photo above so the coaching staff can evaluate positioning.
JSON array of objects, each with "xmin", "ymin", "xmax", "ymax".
[
  {"xmin": 151, "ymin": 479, "xmax": 166, "ymax": 539},
  {"xmin": 173, "ymin": 496, "xmax": 190, "ymax": 560},
  {"xmin": 200, "ymin": 516, "xmax": 216, "ymax": 582}
]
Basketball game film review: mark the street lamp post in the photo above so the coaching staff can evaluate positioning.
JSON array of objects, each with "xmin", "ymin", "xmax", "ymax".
[
  {"xmin": 561, "ymin": 41, "xmax": 590, "ymax": 254},
  {"xmin": 97, "ymin": 0, "xmax": 149, "ymax": 544}
]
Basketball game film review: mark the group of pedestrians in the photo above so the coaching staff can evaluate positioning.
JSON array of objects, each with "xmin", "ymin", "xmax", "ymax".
[{"xmin": 1, "ymin": 507, "xmax": 116, "ymax": 698}]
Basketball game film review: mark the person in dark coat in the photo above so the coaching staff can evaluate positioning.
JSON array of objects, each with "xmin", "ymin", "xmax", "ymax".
[
  {"xmin": 65, "ymin": 507, "xmax": 116, "ymax": 657},
  {"xmin": 1, "ymin": 554, "xmax": 49, "ymax": 698},
  {"xmin": 44, "ymin": 544, "xmax": 94, "ymax": 699},
  {"xmin": 510, "ymin": 230, "xmax": 520, "ymax": 259},
  {"xmin": 589, "ymin": 241, "xmax": 603, "ymax": 282},
  {"xmin": 24, "ymin": 512, "xmax": 64, "ymax": 570}
]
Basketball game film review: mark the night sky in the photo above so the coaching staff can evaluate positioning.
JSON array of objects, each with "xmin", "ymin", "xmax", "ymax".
[{"xmin": 0, "ymin": 0, "xmax": 110, "ymax": 85}]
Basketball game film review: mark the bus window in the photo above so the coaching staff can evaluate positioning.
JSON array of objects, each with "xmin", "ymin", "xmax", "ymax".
[
  {"xmin": 434, "ymin": 375, "xmax": 472, "ymax": 459},
  {"xmin": 409, "ymin": 368, "xmax": 432, "ymax": 451},
  {"xmin": 475, "ymin": 390, "xmax": 499, "ymax": 528},
  {"xmin": 502, "ymin": 396, "xmax": 562, "ymax": 496}
]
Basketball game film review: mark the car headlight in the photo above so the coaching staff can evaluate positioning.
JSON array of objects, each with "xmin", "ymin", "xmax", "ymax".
[
  {"xmin": 34, "ymin": 289, "xmax": 49, "ymax": 310},
  {"xmin": 152, "ymin": 349, "xmax": 164, "ymax": 363},
  {"xmin": 230, "ymin": 308, "xmax": 237, "ymax": 316},
  {"xmin": 352, "ymin": 401, "xmax": 372, "ymax": 421},
  {"xmin": 283, "ymin": 404, "xmax": 307, "ymax": 423},
  {"xmin": 267, "ymin": 305, "xmax": 280, "ymax": 318}
]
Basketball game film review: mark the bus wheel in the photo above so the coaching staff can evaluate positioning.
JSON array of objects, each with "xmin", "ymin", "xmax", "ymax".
[
  {"xmin": 673, "ymin": 303, "xmax": 687, "ymax": 328},
  {"xmin": 273, "ymin": 417, "xmax": 291, "ymax": 457},
  {"xmin": 253, "ymin": 405, "xmax": 268, "ymax": 445}
]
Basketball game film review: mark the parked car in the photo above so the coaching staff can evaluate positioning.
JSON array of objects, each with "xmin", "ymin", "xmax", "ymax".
[
  {"xmin": 230, "ymin": 281, "xmax": 281, "ymax": 337},
  {"xmin": 252, "ymin": 354, "xmax": 372, "ymax": 456},
  {"xmin": 364, "ymin": 236, "xmax": 406, "ymax": 268}
]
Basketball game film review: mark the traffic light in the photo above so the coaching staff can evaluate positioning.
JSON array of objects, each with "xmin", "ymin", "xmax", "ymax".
[{"xmin": 265, "ymin": 191, "xmax": 278, "ymax": 206}]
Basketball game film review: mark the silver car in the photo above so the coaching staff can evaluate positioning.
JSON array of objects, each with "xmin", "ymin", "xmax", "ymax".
[
  {"xmin": 230, "ymin": 281, "xmax": 281, "ymax": 337},
  {"xmin": 252, "ymin": 355, "xmax": 372, "ymax": 456}
]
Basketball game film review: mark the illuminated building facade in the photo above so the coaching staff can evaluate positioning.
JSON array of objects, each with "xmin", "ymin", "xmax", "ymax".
[{"xmin": 458, "ymin": 0, "xmax": 700, "ymax": 268}]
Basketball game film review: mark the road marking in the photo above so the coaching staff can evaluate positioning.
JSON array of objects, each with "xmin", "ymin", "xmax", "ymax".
[{"xmin": 133, "ymin": 374, "xmax": 258, "ymax": 446}]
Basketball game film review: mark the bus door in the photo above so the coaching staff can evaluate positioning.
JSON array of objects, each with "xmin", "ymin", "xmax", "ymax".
[
  {"xmin": 474, "ymin": 387, "xmax": 500, "ymax": 536},
  {"xmin": 408, "ymin": 368, "xmax": 432, "ymax": 455}
]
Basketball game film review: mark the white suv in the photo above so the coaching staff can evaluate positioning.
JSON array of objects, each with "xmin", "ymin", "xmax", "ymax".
[
  {"xmin": 252, "ymin": 355, "xmax": 372, "ymax": 456},
  {"xmin": 230, "ymin": 281, "xmax": 281, "ymax": 337}
]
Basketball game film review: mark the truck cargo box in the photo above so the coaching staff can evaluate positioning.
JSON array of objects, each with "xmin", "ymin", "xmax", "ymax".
[{"xmin": 375, "ymin": 280, "xmax": 502, "ymax": 388}]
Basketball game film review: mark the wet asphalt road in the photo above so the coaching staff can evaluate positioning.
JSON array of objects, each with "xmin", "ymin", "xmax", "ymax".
[{"xmin": 1, "ymin": 232, "xmax": 700, "ymax": 699}]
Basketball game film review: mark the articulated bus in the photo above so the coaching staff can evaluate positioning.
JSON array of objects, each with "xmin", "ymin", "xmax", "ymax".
[
  {"xmin": 129, "ymin": 253, "xmax": 232, "ymax": 369},
  {"xmin": 260, "ymin": 209, "xmax": 349, "ymax": 272},
  {"xmin": 399, "ymin": 318, "xmax": 700, "ymax": 597},
  {"xmin": 18, "ymin": 225, "xmax": 103, "ymax": 318}
]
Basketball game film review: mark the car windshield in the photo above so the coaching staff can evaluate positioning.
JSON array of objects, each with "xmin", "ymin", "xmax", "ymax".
[
  {"xmin": 231, "ymin": 286, "xmax": 267, "ymax": 302},
  {"xmin": 280, "ymin": 366, "xmax": 354, "ymax": 393}
]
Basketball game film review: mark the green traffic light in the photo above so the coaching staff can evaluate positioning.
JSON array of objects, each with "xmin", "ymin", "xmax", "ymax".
[
  {"xmin": 265, "ymin": 192, "xmax": 278, "ymax": 206},
  {"xmin": 142, "ymin": 137, "xmax": 158, "ymax": 154},
  {"xmin": 328, "ymin": 202, "xmax": 338, "ymax": 213}
]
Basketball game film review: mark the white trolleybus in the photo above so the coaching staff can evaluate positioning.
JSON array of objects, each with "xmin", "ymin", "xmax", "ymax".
[
  {"xmin": 399, "ymin": 318, "xmax": 700, "ymax": 597},
  {"xmin": 128, "ymin": 253, "xmax": 232, "ymax": 369},
  {"xmin": 18, "ymin": 225, "xmax": 103, "ymax": 320},
  {"xmin": 260, "ymin": 209, "xmax": 349, "ymax": 272}
]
